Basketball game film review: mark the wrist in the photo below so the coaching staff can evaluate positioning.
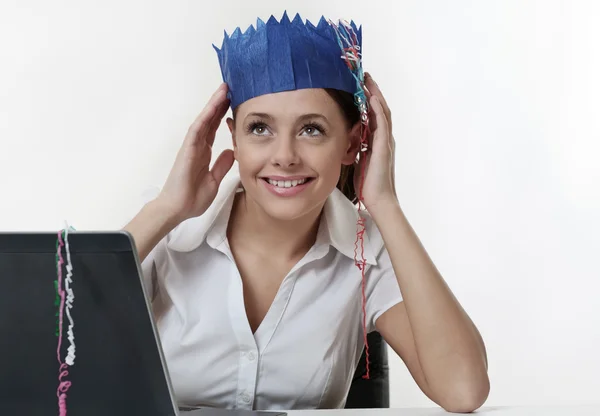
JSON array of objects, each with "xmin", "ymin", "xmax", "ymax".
[
  {"xmin": 367, "ymin": 197, "xmax": 402, "ymax": 225},
  {"xmin": 146, "ymin": 198, "xmax": 183, "ymax": 230},
  {"xmin": 366, "ymin": 195, "xmax": 400, "ymax": 216}
]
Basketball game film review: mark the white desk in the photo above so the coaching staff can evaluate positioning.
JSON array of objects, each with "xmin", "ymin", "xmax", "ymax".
[{"xmin": 286, "ymin": 405, "xmax": 598, "ymax": 415}]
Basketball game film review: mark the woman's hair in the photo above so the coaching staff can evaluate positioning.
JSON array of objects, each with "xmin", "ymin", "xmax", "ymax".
[
  {"xmin": 231, "ymin": 88, "xmax": 360, "ymax": 204},
  {"xmin": 325, "ymin": 88, "xmax": 360, "ymax": 204}
]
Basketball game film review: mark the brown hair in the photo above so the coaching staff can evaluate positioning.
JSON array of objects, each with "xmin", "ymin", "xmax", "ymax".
[
  {"xmin": 325, "ymin": 88, "xmax": 360, "ymax": 205},
  {"xmin": 231, "ymin": 88, "xmax": 361, "ymax": 204}
]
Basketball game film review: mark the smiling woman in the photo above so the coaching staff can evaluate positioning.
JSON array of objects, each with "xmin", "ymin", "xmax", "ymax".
[{"xmin": 123, "ymin": 11, "xmax": 489, "ymax": 413}]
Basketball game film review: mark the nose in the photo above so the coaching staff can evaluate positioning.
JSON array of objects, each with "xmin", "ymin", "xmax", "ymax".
[{"xmin": 270, "ymin": 136, "xmax": 300, "ymax": 168}]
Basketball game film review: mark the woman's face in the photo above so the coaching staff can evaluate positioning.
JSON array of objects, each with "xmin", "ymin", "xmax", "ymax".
[{"xmin": 227, "ymin": 88, "xmax": 360, "ymax": 221}]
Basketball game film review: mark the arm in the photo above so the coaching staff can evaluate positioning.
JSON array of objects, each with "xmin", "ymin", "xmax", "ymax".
[
  {"xmin": 124, "ymin": 82, "xmax": 234, "ymax": 263},
  {"xmin": 123, "ymin": 199, "xmax": 179, "ymax": 263},
  {"xmin": 373, "ymin": 202, "xmax": 489, "ymax": 413},
  {"xmin": 360, "ymin": 73, "xmax": 489, "ymax": 413}
]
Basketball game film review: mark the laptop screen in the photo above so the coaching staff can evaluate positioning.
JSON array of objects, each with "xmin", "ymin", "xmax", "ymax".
[{"xmin": 0, "ymin": 231, "xmax": 177, "ymax": 415}]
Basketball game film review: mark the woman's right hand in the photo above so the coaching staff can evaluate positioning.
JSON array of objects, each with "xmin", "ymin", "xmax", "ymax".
[{"xmin": 155, "ymin": 83, "xmax": 235, "ymax": 223}]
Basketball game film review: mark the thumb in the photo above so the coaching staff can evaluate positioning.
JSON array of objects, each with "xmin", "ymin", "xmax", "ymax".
[{"xmin": 210, "ymin": 149, "xmax": 235, "ymax": 186}]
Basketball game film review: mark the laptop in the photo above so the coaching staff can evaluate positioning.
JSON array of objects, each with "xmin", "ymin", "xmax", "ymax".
[{"xmin": 0, "ymin": 231, "xmax": 285, "ymax": 416}]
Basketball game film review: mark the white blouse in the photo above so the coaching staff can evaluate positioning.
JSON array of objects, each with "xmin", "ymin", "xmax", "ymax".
[{"xmin": 140, "ymin": 173, "xmax": 403, "ymax": 411}]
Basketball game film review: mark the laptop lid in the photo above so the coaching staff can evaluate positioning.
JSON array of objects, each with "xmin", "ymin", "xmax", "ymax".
[{"xmin": 0, "ymin": 231, "xmax": 179, "ymax": 415}]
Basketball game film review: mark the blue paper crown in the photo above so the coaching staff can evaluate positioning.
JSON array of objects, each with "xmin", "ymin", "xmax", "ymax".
[{"xmin": 213, "ymin": 11, "xmax": 362, "ymax": 109}]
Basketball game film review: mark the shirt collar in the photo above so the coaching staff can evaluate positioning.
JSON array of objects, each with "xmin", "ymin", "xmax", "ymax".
[{"xmin": 166, "ymin": 172, "xmax": 380, "ymax": 265}]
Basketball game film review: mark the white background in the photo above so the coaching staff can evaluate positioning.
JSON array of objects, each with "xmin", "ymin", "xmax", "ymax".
[{"xmin": 1, "ymin": 0, "xmax": 599, "ymax": 409}]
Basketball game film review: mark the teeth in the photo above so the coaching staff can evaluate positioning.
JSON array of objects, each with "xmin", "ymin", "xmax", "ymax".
[{"xmin": 267, "ymin": 178, "xmax": 308, "ymax": 188}]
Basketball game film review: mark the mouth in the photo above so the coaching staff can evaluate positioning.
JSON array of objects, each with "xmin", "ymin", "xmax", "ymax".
[{"xmin": 261, "ymin": 177, "xmax": 315, "ymax": 189}]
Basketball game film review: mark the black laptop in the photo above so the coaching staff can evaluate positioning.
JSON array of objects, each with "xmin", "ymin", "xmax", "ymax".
[{"xmin": 0, "ymin": 231, "xmax": 285, "ymax": 416}]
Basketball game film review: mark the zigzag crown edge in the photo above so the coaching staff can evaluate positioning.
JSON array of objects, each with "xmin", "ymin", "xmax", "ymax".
[{"xmin": 212, "ymin": 10, "xmax": 361, "ymax": 52}]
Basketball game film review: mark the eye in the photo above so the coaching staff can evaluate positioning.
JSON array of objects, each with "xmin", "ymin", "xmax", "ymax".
[
  {"xmin": 246, "ymin": 121, "xmax": 271, "ymax": 136},
  {"xmin": 301, "ymin": 122, "xmax": 326, "ymax": 137}
]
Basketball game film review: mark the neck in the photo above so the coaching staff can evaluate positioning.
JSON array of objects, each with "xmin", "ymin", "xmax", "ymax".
[{"xmin": 227, "ymin": 191, "xmax": 322, "ymax": 260}]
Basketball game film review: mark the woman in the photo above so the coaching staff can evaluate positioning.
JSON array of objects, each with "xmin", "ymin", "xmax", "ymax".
[{"xmin": 125, "ymin": 14, "xmax": 489, "ymax": 413}]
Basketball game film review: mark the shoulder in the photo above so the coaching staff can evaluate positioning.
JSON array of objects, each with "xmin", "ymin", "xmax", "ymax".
[{"xmin": 142, "ymin": 174, "xmax": 241, "ymax": 258}]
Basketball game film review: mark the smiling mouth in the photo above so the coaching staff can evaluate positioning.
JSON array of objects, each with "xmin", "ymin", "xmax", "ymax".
[{"xmin": 261, "ymin": 178, "xmax": 314, "ymax": 188}]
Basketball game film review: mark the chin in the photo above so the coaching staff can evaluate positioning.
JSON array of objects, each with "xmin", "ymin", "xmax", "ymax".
[{"xmin": 260, "ymin": 199, "xmax": 319, "ymax": 222}]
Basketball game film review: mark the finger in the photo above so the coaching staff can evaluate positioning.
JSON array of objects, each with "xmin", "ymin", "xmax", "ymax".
[
  {"xmin": 186, "ymin": 84, "xmax": 228, "ymax": 147},
  {"xmin": 366, "ymin": 104, "xmax": 378, "ymax": 139},
  {"xmin": 189, "ymin": 83, "xmax": 227, "ymax": 132},
  {"xmin": 210, "ymin": 149, "xmax": 235, "ymax": 186},
  {"xmin": 363, "ymin": 82, "xmax": 372, "ymax": 99},
  {"xmin": 193, "ymin": 86, "xmax": 229, "ymax": 146},
  {"xmin": 364, "ymin": 73, "xmax": 392, "ymax": 129},
  {"xmin": 359, "ymin": 81, "xmax": 376, "ymax": 148},
  {"xmin": 369, "ymin": 96, "xmax": 389, "ymax": 153},
  {"xmin": 364, "ymin": 73, "xmax": 386, "ymax": 105},
  {"xmin": 205, "ymin": 94, "xmax": 231, "ymax": 148}
]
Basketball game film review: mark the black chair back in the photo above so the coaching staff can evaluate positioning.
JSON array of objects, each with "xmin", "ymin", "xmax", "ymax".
[{"xmin": 344, "ymin": 331, "xmax": 390, "ymax": 408}]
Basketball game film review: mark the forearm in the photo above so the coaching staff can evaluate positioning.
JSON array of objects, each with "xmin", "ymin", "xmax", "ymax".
[
  {"xmin": 123, "ymin": 199, "xmax": 180, "ymax": 262},
  {"xmin": 371, "ymin": 201, "xmax": 488, "ymax": 397}
]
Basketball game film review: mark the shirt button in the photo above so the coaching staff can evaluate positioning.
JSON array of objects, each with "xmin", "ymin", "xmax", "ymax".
[
  {"xmin": 241, "ymin": 392, "xmax": 252, "ymax": 404},
  {"xmin": 247, "ymin": 351, "xmax": 256, "ymax": 361}
]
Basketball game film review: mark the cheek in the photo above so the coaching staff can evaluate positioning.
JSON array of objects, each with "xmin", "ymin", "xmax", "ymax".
[
  {"xmin": 235, "ymin": 143, "xmax": 266, "ymax": 174},
  {"xmin": 308, "ymin": 147, "xmax": 344, "ymax": 181}
]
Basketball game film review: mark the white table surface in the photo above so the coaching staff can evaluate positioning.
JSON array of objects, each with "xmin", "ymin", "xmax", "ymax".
[{"xmin": 285, "ymin": 405, "xmax": 599, "ymax": 415}]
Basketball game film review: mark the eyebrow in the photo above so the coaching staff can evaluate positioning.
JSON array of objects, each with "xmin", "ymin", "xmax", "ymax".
[
  {"xmin": 245, "ymin": 112, "xmax": 274, "ymax": 122},
  {"xmin": 243, "ymin": 112, "xmax": 329, "ymax": 123},
  {"xmin": 297, "ymin": 113, "xmax": 329, "ymax": 123}
]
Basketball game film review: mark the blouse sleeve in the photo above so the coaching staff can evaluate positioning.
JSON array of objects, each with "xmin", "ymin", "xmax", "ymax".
[
  {"xmin": 139, "ymin": 238, "xmax": 164, "ymax": 302},
  {"xmin": 137, "ymin": 185, "xmax": 166, "ymax": 302},
  {"xmin": 364, "ymin": 244, "xmax": 403, "ymax": 333}
]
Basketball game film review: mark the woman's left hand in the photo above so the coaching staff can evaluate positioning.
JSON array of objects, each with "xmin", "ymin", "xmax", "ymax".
[{"xmin": 353, "ymin": 72, "xmax": 399, "ymax": 213}]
